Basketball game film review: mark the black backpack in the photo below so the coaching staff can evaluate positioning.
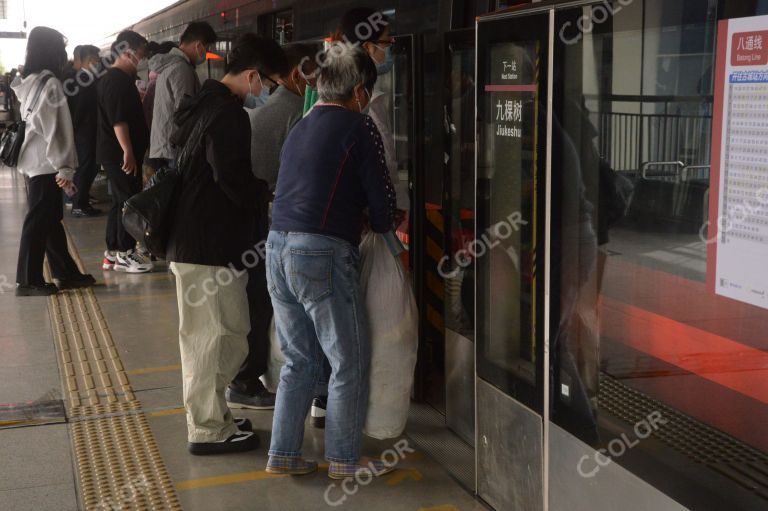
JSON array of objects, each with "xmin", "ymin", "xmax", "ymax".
[
  {"xmin": 0, "ymin": 74, "xmax": 53, "ymax": 168},
  {"xmin": 122, "ymin": 103, "xmax": 214, "ymax": 259},
  {"xmin": 122, "ymin": 167, "xmax": 181, "ymax": 259}
]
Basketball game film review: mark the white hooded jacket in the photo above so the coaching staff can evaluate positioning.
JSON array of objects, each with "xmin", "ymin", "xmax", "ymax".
[{"xmin": 10, "ymin": 70, "xmax": 77, "ymax": 181}]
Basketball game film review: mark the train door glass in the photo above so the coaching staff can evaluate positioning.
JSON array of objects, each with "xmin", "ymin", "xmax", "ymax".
[
  {"xmin": 476, "ymin": 12, "xmax": 549, "ymax": 411},
  {"xmin": 205, "ymin": 39, "xmax": 230, "ymax": 81},
  {"xmin": 383, "ymin": 34, "xmax": 414, "ymax": 269},
  {"xmin": 549, "ymin": 1, "xmax": 768, "ymax": 509},
  {"xmin": 444, "ymin": 30, "xmax": 476, "ymax": 339},
  {"xmin": 443, "ymin": 29, "xmax": 477, "ymax": 445}
]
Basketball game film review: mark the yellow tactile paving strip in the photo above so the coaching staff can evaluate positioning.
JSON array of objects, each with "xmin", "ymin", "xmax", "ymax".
[{"xmin": 44, "ymin": 230, "xmax": 182, "ymax": 510}]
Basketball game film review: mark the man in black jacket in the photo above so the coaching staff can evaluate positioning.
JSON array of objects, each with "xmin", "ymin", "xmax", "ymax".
[
  {"xmin": 166, "ymin": 33, "xmax": 287, "ymax": 456},
  {"xmin": 67, "ymin": 45, "xmax": 102, "ymax": 217}
]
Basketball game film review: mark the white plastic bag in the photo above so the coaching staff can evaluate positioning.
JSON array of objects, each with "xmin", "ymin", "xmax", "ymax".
[{"xmin": 360, "ymin": 232, "xmax": 419, "ymax": 439}]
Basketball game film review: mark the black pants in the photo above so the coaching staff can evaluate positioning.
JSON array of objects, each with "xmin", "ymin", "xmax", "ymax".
[
  {"xmin": 231, "ymin": 258, "xmax": 274, "ymax": 394},
  {"xmin": 73, "ymin": 140, "xmax": 99, "ymax": 210},
  {"xmin": 104, "ymin": 162, "xmax": 141, "ymax": 252},
  {"xmin": 16, "ymin": 174, "xmax": 82, "ymax": 286}
]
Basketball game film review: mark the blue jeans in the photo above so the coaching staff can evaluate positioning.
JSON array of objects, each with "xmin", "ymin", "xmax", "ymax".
[{"xmin": 266, "ymin": 231, "xmax": 370, "ymax": 463}]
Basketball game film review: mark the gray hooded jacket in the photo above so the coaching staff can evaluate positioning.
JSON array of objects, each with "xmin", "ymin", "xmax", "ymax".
[{"xmin": 148, "ymin": 47, "xmax": 200, "ymax": 160}]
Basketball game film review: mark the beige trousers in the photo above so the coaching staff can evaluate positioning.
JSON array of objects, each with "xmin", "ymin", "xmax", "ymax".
[{"xmin": 171, "ymin": 262, "xmax": 250, "ymax": 443}]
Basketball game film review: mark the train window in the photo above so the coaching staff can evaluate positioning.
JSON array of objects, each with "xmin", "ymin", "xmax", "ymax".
[
  {"xmin": 257, "ymin": 9, "xmax": 293, "ymax": 45},
  {"xmin": 275, "ymin": 10, "xmax": 293, "ymax": 44},
  {"xmin": 205, "ymin": 40, "xmax": 230, "ymax": 81}
]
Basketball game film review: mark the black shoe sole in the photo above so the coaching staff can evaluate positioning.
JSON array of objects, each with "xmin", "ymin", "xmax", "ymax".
[
  {"xmin": 15, "ymin": 286, "xmax": 59, "ymax": 296},
  {"xmin": 57, "ymin": 275, "xmax": 96, "ymax": 290},
  {"xmin": 188, "ymin": 434, "xmax": 260, "ymax": 455},
  {"xmin": 227, "ymin": 400, "xmax": 275, "ymax": 411},
  {"xmin": 57, "ymin": 280, "xmax": 96, "ymax": 290},
  {"xmin": 310, "ymin": 416, "xmax": 325, "ymax": 429}
]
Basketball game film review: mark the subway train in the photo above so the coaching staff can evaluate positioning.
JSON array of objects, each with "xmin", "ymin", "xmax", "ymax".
[{"xmin": 91, "ymin": 0, "xmax": 768, "ymax": 510}]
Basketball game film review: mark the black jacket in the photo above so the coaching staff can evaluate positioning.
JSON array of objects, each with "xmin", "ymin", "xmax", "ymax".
[
  {"xmin": 65, "ymin": 68, "xmax": 98, "ymax": 153},
  {"xmin": 166, "ymin": 79, "xmax": 268, "ymax": 269}
]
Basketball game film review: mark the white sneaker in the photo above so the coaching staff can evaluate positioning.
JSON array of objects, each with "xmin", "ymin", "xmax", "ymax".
[
  {"xmin": 102, "ymin": 250, "xmax": 116, "ymax": 270},
  {"xmin": 114, "ymin": 249, "xmax": 154, "ymax": 273},
  {"xmin": 135, "ymin": 247, "xmax": 153, "ymax": 264}
]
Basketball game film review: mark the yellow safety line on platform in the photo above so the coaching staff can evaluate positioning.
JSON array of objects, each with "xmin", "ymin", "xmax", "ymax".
[
  {"xmin": 175, "ymin": 465, "xmax": 425, "ymax": 492},
  {"xmin": 175, "ymin": 470, "xmax": 287, "ymax": 491},
  {"xmin": 149, "ymin": 407, "xmax": 185, "ymax": 417},
  {"xmin": 96, "ymin": 291, "xmax": 178, "ymax": 305},
  {"xmin": 44, "ymin": 226, "xmax": 182, "ymax": 510},
  {"xmin": 128, "ymin": 364, "xmax": 182, "ymax": 376},
  {"xmin": 386, "ymin": 468, "xmax": 424, "ymax": 486}
]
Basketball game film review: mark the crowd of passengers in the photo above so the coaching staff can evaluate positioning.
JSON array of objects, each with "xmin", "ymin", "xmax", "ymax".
[{"xmin": 10, "ymin": 7, "xmax": 406, "ymax": 478}]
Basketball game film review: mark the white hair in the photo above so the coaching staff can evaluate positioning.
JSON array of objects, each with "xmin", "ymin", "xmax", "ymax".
[{"xmin": 317, "ymin": 42, "xmax": 375, "ymax": 102}]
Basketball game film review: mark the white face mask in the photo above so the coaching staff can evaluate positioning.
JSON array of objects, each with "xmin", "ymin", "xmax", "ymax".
[
  {"xmin": 244, "ymin": 73, "xmax": 270, "ymax": 109},
  {"xmin": 357, "ymin": 87, "xmax": 372, "ymax": 113},
  {"xmin": 125, "ymin": 50, "xmax": 143, "ymax": 72},
  {"xmin": 291, "ymin": 74, "xmax": 303, "ymax": 97}
]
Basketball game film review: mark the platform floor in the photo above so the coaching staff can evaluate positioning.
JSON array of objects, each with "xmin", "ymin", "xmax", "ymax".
[{"xmin": 0, "ymin": 167, "xmax": 483, "ymax": 511}]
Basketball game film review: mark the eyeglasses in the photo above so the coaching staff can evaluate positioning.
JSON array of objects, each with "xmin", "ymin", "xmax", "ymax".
[
  {"xmin": 373, "ymin": 37, "xmax": 395, "ymax": 48},
  {"xmin": 259, "ymin": 72, "xmax": 279, "ymax": 89}
]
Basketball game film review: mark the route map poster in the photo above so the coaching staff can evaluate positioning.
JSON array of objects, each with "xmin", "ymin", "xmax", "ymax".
[{"xmin": 709, "ymin": 14, "xmax": 768, "ymax": 310}]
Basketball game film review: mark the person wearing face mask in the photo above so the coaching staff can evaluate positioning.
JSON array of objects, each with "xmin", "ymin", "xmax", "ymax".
[
  {"xmin": 148, "ymin": 22, "xmax": 217, "ymax": 169},
  {"xmin": 165, "ymin": 33, "xmax": 287, "ymax": 455},
  {"xmin": 67, "ymin": 45, "xmax": 102, "ymax": 218},
  {"xmin": 96, "ymin": 31, "xmax": 153, "ymax": 274},
  {"xmin": 299, "ymin": 7, "xmax": 403, "ymax": 429},
  {"xmin": 143, "ymin": 41, "xmax": 178, "ymax": 182},
  {"xmin": 223, "ymin": 43, "xmax": 320, "ymax": 413},
  {"xmin": 336, "ymin": 9, "xmax": 407, "ymax": 214},
  {"xmin": 265, "ymin": 43, "xmax": 396, "ymax": 478}
]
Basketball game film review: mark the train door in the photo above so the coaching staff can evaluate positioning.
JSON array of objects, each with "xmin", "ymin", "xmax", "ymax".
[
  {"xmin": 476, "ymin": 1, "xmax": 754, "ymax": 510},
  {"xmin": 442, "ymin": 28, "xmax": 477, "ymax": 447},
  {"xmin": 475, "ymin": 9, "xmax": 550, "ymax": 511},
  {"xmin": 410, "ymin": 27, "xmax": 478, "ymax": 450}
]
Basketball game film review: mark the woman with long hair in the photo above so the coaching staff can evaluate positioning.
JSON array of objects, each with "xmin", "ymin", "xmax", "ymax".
[{"xmin": 11, "ymin": 26, "xmax": 95, "ymax": 296}]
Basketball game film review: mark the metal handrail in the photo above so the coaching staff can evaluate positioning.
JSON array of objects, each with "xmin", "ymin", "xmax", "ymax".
[
  {"xmin": 682, "ymin": 165, "xmax": 711, "ymax": 182},
  {"xmin": 641, "ymin": 161, "xmax": 686, "ymax": 181}
]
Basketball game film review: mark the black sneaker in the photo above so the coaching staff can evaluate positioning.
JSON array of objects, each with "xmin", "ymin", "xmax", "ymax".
[
  {"xmin": 56, "ymin": 274, "xmax": 96, "ymax": 290},
  {"xmin": 311, "ymin": 396, "xmax": 327, "ymax": 429},
  {"xmin": 226, "ymin": 386, "xmax": 276, "ymax": 410},
  {"xmin": 188, "ymin": 430, "xmax": 260, "ymax": 456},
  {"xmin": 71, "ymin": 206, "xmax": 102, "ymax": 217},
  {"xmin": 16, "ymin": 283, "xmax": 59, "ymax": 296}
]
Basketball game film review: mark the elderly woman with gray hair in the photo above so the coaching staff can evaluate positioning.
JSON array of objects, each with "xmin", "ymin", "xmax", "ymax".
[{"xmin": 265, "ymin": 43, "xmax": 396, "ymax": 479}]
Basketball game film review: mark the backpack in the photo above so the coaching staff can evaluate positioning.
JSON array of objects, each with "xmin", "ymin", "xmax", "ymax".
[{"xmin": 121, "ymin": 97, "xmax": 219, "ymax": 258}]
